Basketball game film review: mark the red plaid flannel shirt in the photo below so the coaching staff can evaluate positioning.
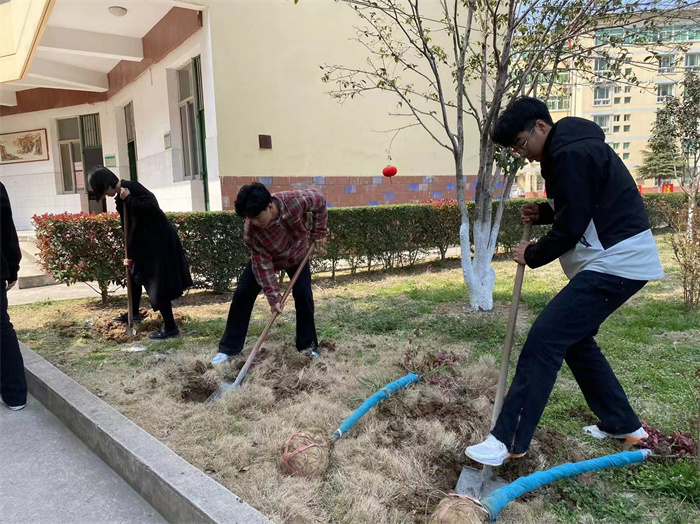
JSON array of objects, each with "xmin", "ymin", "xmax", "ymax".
[{"xmin": 244, "ymin": 188, "xmax": 327, "ymax": 306}]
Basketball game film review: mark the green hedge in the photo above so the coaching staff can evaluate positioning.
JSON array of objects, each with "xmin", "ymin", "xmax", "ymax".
[{"xmin": 32, "ymin": 193, "xmax": 687, "ymax": 297}]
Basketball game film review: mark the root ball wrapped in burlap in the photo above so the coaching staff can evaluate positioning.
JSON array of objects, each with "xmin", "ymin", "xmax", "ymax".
[
  {"xmin": 279, "ymin": 432, "xmax": 329, "ymax": 478},
  {"xmin": 428, "ymin": 494, "xmax": 487, "ymax": 524}
]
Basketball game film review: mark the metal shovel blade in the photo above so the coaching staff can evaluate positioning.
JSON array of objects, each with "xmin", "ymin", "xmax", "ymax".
[
  {"xmin": 456, "ymin": 465, "xmax": 508, "ymax": 499},
  {"xmin": 206, "ymin": 380, "xmax": 239, "ymax": 402}
]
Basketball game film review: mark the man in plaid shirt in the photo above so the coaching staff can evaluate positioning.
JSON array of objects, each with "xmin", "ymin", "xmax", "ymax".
[{"xmin": 211, "ymin": 182, "xmax": 328, "ymax": 364}]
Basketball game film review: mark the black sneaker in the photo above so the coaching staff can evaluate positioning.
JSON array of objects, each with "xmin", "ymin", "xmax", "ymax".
[
  {"xmin": 148, "ymin": 328, "xmax": 180, "ymax": 340},
  {"xmin": 111, "ymin": 312, "xmax": 143, "ymax": 324}
]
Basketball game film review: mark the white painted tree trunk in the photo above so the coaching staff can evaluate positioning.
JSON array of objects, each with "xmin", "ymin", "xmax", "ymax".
[{"xmin": 460, "ymin": 220, "xmax": 496, "ymax": 311}]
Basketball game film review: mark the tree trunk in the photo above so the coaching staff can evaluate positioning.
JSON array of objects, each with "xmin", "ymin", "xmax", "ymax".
[
  {"xmin": 457, "ymin": 147, "xmax": 497, "ymax": 311},
  {"xmin": 99, "ymin": 281, "xmax": 109, "ymax": 305}
]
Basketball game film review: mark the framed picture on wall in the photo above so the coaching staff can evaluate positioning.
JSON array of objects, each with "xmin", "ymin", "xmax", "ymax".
[{"xmin": 0, "ymin": 129, "xmax": 50, "ymax": 164}]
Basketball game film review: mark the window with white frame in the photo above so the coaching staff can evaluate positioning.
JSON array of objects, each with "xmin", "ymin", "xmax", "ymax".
[
  {"xmin": 594, "ymin": 86, "xmax": 611, "ymax": 106},
  {"xmin": 623, "ymin": 142, "xmax": 630, "ymax": 150},
  {"xmin": 593, "ymin": 115, "xmax": 611, "ymax": 134},
  {"xmin": 594, "ymin": 58, "xmax": 610, "ymax": 73},
  {"xmin": 658, "ymin": 54, "xmax": 676, "ymax": 74},
  {"xmin": 657, "ymin": 83, "xmax": 675, "ymax": 103},
  {"xmin": 177, "ymin": 58, "xmax": 205, "ymax": 180},
  {"xmin": 57, "ymin": 118, "xmax": 82, "ymax": 194},
  {"xmin": 686, "ymin": 53, "xmax": 700, "ymax": 71},
  {"xmin": 546, "ymin": 95, "xmax": 570, "ymax": 111},
  {"xmin": 624, "ymin": 114, "xmax": 631, "ymax": 121}
]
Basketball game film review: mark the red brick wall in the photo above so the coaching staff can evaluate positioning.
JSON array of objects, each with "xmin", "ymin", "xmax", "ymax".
[{"xmin": 220, "ymin": 175, "xmax": 479, "ymax": 210}]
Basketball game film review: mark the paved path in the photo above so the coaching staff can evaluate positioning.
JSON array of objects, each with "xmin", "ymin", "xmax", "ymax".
[
  {"xmin": 0, "ymin": 395, "xmax": 166, "ymax": 524},
  {"xmin": 7, "ymin": 282, "xmax": 128, "ymax": 307}
]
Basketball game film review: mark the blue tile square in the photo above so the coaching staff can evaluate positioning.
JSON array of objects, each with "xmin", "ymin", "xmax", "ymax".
[
  {"xmin": 345, "ymin": 185, "xmax": 357, "ymax": 194},
  {"xmin": 409, "ymin": 183, "xmax": 420, "ymax": 192},
  {"xmin": 496, "ymin": 181, "xmax": 503, "ymax": 189},
  {"xmin": 312, "ymin": 176, "xmax": 326, "ymax": 185},
  {"xmin": 495, "ymin": 195, "xmax": 502, "ymax": 200},
  {"xmin": 446, "ymin": 183, "xmax": 455, "ymax": 191},
  {"xmin": 368, "ymin": 201, "xmax": 379, "ymax": 206},
  {"xmin": 258, "ymin": 176, "xmax": 273, "ymax": 186},
  {"xmin": 470, "ymin": 182, "xmax": 477, "ymax": 190},
  {"xmin": 327, "ymin": 203, "xmax": 334, "ymax": 208},
  {"xmin": 423, "ymin": 176, "xmax": 433, "ymax": 183},
  {"xmin": 372, "ymin": 176, "xmax": 384, "ymax": 185},
  {"xmin": 432, "ymin": 191, "xmax": 442, "ymax": 199},
  {"xmin": 383, "ymin": 192, "xmax": 394, "ymax": 201}
]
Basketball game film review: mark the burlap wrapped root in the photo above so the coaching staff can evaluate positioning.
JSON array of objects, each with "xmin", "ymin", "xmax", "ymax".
[
  {"xmin": 429, "ymin": 494, "xmax": 488, "ymax": 524},
  {"xmin": 279, "ymin": 432, "xmax": 330, "ymax": 478}
]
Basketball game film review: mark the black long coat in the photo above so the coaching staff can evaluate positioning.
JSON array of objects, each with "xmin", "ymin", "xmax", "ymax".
[{"xmin": 115, "ymin": 180, "xmax": 193, "ymax": 310}]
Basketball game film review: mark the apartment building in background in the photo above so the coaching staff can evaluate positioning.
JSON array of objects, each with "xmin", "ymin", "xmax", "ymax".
[{"xmin": 515, "ymin": 20, "xmax": 700, "ymax": 198}]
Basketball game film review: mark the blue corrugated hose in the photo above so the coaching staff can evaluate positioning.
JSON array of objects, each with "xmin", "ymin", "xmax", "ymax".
[
  {"xmin": 481, "ymin": 449, "xmax": 652, "ymax": 521},
  {"xmin": 332, "ymin": 372, "xmax": 421, "ymax": 441}
]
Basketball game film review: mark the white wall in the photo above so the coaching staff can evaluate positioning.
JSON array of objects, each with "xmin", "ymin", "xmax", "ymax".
[
  {"xmin": 0, "ymin": 17, "xmax": 222, "ymax": 228},
  {"xmin": 104, "ymin": 19, "xmax": 220, "ymax": 213},
  {"xmin": 0, "ymin": 103, "xmax": 107, "ymax": 230}
]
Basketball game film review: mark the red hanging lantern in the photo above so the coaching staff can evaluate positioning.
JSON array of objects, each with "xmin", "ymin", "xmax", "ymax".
[{"xmin": 382, "ymin": 165, "xmax": 397, "ymax": 184}]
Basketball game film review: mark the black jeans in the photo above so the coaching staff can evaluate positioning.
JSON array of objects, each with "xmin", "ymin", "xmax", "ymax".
[
  {"xmin": 132, "ymin": 283, "xmax": 176, "ymax": 332},
  {"xmin": 1, "ymin": 283, "xmax": 27, "ymax": 407},
  {"xmin": 492, "ymin": 270, "xmax": 646, "ymax": 454},
  {"xmin": 219, "ymin": 261, "xmax": 317, "ymax": 355}
]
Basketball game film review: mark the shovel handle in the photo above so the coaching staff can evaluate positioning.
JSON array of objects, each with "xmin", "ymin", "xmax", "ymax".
[
  {"xmin": 490, "ymin": 223, "xmax": 532, "ymax": 428},
  {"xmin": 231, "ymin": 245, "xmax": 315, "ymax": 389},
  {"xmin": 123, "ymin": 204, "xmax": 134, "ymax": 335}
]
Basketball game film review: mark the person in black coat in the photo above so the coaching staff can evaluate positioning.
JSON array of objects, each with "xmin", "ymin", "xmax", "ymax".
[
  {"xmin": 1, "ymin": 182, "xmax": 27, "ymax": 410},
  {"xmin": 87, "ymin": 167, "xmax": 193, "ymax": 339}
]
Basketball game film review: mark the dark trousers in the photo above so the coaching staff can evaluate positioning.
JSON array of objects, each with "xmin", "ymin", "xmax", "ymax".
[
  {"xmin": 1, "ymin": 284, "xmax": 27, "ymax": 407},
  {"xmin": 132, "ymin": 283, "xmax": 176, "ymax": 331},
  {"xmin": 492, "ymin": 270, "xmax": 646, "ymax": 454},
  {"xmin": 219, "ymin": 261, "xmax": 317, "ymax": 355}
]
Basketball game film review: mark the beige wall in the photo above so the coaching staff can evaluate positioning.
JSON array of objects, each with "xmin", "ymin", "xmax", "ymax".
[{"xmin": 198, "ymin": 0, "xmax": 481, "ymax": 179}]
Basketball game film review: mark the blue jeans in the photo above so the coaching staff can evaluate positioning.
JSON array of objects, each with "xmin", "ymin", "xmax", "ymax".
[{"xmin": 492, "ymin": 270, "xmax": 646, "ymax": 454}]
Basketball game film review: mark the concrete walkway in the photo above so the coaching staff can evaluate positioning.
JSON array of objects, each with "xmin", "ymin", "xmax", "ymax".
[
  {"xmin": 0, "ymin": 395, "xmax": 166, "ymax": 524},
  {"xmin": 7, "ymin": 282, "xmax": 127, "ymax": 307}
]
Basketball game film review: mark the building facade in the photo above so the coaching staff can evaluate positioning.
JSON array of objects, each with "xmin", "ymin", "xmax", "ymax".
[
  {"xmin": 0, "ymin": 0, "xmax": 481, "ymax": 231},
  {"xmin": 515, "ymin": 21, "xmax": 700, "ymax": 198}
]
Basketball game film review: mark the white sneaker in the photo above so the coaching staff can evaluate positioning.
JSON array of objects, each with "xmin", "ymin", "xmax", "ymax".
[
  {"xmin": 583, "ymin": 425, "xmax": 647, "ymax": 443},
  {"xmin": 210, "ymin": 352, "xmax": 231, "ymax": 365},
  {"xmin": 1, "ymin": 398, "xmax": 26, "ymax": 411},
  {"xmin": 465, "ymin": 435, "xmax": 523, "ymax": 466}
]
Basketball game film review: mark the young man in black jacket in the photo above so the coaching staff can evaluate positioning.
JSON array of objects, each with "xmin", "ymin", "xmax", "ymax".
[
  {"xmin": 0, "ymin": 182, "xmax": 27, "ymax": 411},
  {"xmin": 466, "ymin": 97, "xmax": 664, "ymax": 466}
]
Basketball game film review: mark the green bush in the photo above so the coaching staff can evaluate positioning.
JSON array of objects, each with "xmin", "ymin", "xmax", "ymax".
[
  {"xmin": 33, "ymin": 212, "xmax": 125, "ymax": 303},
  {"xmin": 32, "ymin": 193, "xmax": 687, "ymax": 297},
  {"xmin": 168, "ymin": 211, "xmax": 246, "ymax": 293}
]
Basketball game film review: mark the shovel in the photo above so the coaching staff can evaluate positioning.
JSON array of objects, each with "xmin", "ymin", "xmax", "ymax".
[
  {"xmin": 123, "ymin": 205, "xmax": 135, "ymax": 336},
  {"xmin": 207, "ymin": 245, "xmax": 315, "ymax": 401},
  {"xmin": 456, "ymin": 223, "xmax": 532, "ymax": 498}
]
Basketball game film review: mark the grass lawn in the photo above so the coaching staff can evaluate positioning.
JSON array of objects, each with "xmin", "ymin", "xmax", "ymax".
[{"xmin": 10, "ymin": 233, "xmax": 699, "ymax": 523}]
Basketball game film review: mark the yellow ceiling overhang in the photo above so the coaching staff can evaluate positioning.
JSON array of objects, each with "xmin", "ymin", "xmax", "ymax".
[{"xmin": 0, "ymin": 0, "xmax": 55, "ymax": 84}]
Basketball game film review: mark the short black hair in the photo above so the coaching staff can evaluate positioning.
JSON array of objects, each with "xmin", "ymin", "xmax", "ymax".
[
  {"xmin": 87, "ymin": 166, "xmax": 119, "ymax": 200},
  {"xmin": 235, "ymin": 182, "xmax": 272, "ymax": 218},
  {"xmin": 492, "ymin": 96, "xmax": 554, "ymax": 147}
]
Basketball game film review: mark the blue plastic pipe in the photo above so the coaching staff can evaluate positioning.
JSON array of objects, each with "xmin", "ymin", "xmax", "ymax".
[
  {"xmin": 481, "ymin": 449, "xmax": 652, "ymax": 521},
  {"xmin": 332, "ymin": 372, "xmax": 421, "ymax": 441}
]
